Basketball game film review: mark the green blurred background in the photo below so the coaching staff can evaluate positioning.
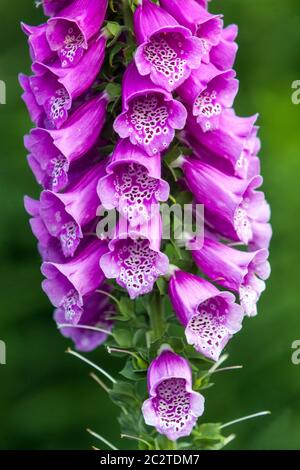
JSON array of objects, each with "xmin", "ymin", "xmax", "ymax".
[{"xmin": 0, "ymin": 0, "xmax": 299, "ymax": 450}]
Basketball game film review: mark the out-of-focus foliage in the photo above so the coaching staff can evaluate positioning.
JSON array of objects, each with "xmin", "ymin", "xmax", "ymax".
[{"xmin": 0, "ymin": 0, "xmax": 299, "ymax": 450}]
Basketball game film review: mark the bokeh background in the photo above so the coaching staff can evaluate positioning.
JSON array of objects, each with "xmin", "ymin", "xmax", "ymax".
[{"xmin": 0, "ymin": 0, "xmax": 299, "ymax": 450}]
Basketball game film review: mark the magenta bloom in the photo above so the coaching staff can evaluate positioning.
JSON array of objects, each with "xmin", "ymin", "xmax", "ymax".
[
  {"xmin": 42, "ymin": 239, "xmax": 108, "ymax": 324},
  {"xmin": 160, "ymin": 0, "xmax": 223, "ymax": 63},
  {"xmin": 42, "ymin": 0, "xmax": 72, "ymax": 17},
  {"xmin": 54, "ymin": 289, "xmax": 114, "ymax": 352},
  {"xmin": 29, "ymin": 38, "xmax": 106, "ymax": 129},
  {"xmin": 19, "ymin": 73, "xmax": 46, "ymax": 127},
  {"xmin": 98, "ymin": 139, "xmax": 169, "ymax": 227},
  {"xmin": 21, "ymin": 23, "xmax": 54, "ymax": 64},
  {"xmin": 25, "ymin": 160, "xmax": 106, "ymax": 258},
  {"xmin": 182, "ymin": 156, "xmax": 271, "ymax": 248},
  {"xmin": 178, "ymin": 63, "xmax": 238, "ymax": 132},
  {"xmin": 210, "ymin": 24, "xmax": 238, "ymax": 71},
  {"xmin": 169, "ymin": 270, "xmax": 244, "ymax": 361},
  {"xmin": 46, "ymin": 0, "xmax": 108, "ymax": 68},
  {"xmin": 24, "ymin": 196, "xmax": 64, "ymax": 262},
  {"xmin": 134, "ymin": 0, "xmax": 203, "ymax": 92},
  {"xmin": 182, "ymin": 110, "xmax": 259, "ymax": 179},
  {"xmin": 100, "ymin": 216, "xmax": 169, "ymax": 299},
  {"xmin": 114, "ymin": 63, "xmax": 187, "ymax": 156},
  {"xmin": 24, "ymin": 94, "xmax": 107, "ymax": 192},
  {"xmin": 142, "ymin": 349, "xmax": 205, "ymax": 440},
  {"xmin": 191, "ymin": 236, "xmax": 271, "ymax": 316}
]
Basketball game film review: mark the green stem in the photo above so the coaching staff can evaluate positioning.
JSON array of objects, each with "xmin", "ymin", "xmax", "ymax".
[{"xmin": 148, "ymin": 290, "xmax": 165, "ymax": 342}]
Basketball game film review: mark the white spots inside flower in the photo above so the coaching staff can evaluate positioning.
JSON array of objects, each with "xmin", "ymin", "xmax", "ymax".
[
  {"xmin": 194, "ymin": 90, "xmax": 222, "ymax": 131},
  {"xmin": 144, "ymin": 33, "xmax": 188, "ymax": 86},
  {"xmin": 60, "ymin": 27, "xmax": 85, "ymax": 67},
  {"xmin": 187, "ymin": 298, "xmax": 230, "ymax": 361},
  {"xmin": 49, "ymin": 87, "xmax": 70, "ymax": 122},
  {"xmin": 48, "ymin": 154, "xmax": 68, "ymax": 190},
  {"xmin": 234, "ymin": 204, "xmax": 252, "ymax": 244},
  {"xmin": 117, "ymin": 238, "xmax": 161, "ymax": 297},
  {"xmin": 152, "ymin": 378, "xmax": 194, "ymax": 435},
  {"xmin": 235, "ymin": 152, "xmax": 249, "ymax": 177},
  {"xmin": 61, "ymin": 289, "xmax": 82, "ymax": 322},
  {"xmin": 200, "ymin": 38, "xmax": 209, "ymax": 57},
  {"xmin": 113, "ymin": 163, "xmax": 160, "ymax": 226},
  {"xmin": 239, "ymin": 284, "xmax": 258, "ymax": 316},
  {"xmin": 126, "ymin": 93, "xmax": 169, "ymax": 154},
  {"xmin": 59, "ymin": 221, "xmax": 79, "ymax": 257}
]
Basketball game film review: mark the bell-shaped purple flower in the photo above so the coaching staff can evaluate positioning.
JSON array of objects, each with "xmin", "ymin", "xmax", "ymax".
[
  {"xmin": 134, "ymin": 0, "xmax": 203, "ymax": 92},
  {"xmin": 42, "ymin": 239, "xmax": 108, "ymax": 324},
  {"xmin": 191, "ymin": 236, "xmax": 271, "ymax": 316},
  {"xmin": 182, "ymin": 110, "xmax": 260, "ymax": 179},
  {"xmin": 30, "ymin": 38, "xmax": 106, "ymax": 129},
  {"xmin": 46, "ymin": 0, "xmax": 108, "ymax": 68},
  {"xmin": 114, "ymin": 63, "xmax": 187, "ymax": 156},
  {"xmin": 178, "ymin": 63, "xmax": 238, "ymax": 132},
  {"xmin": 100, "ymin": 215, "xmax": 169, "ymax": 299},
  {"xmin": 168, "ymin": 270, "xmax": 244, "ymax": 361},
  {"xmin": 24, "ymin": 94, "xmax": 107, "ymax": 192},
  {"xmin": 142, "ymin": 349, "xmax": 205, "ymax": 440},
  {"xmin": 54, "ymin": 288, "xmax": 114, "ymax": 352},
  {"xmin": 21, "ymin": 23, "xmax": 54, "ymax": 64},
  {"xmin": 42, "ymin": 0, "xmax": 72, "ymax": 17},
  {"xmin": 97, "ymin": 139, "xmax": 169, "ymax": 227},
  {"xmin": 37, "ymin": 159, "xmax": 107, "ymax": 257},
  {"xmin": 210, "ymin": 24, "xmax": 238, "ymax": 71},
  {"xmin": 19, "ymin": 73, "xmax": 46, "ymax": 127},
  {"xmin": 24, "ymin": 195, "xmax": 64, "ymax": 262},
  {"xmin": 160, "ymin": 0, "xmax": 223, "ymax": 62},
  {"xmin": 182, "ymin": 156, "xmax": 271, "ymax": 248}
]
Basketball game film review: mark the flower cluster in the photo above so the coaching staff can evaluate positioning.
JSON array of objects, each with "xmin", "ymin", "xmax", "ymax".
[
  {"xmin": 21, "ymin": 0, "xmax": 116, "ymax": 352},
  {"xmin": 21, "ymin": 0, "xmax": 271, "ymax": 446}
]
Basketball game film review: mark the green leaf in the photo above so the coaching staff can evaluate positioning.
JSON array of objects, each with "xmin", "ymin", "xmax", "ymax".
[
  {"xmin": 118, "ymin": 297, "xmax": 135, "ymax": 319},
  {"xmin": 192, "ymin": 423, "xmax": 229, "ymax": 450},
  {"xmin": 109, "ymin": 42, "xmax": 124, "ymax": 67},
  {"xmin": 113, "ymin": 328, "xmax": 133, "ymax": 348},
  {"xmin": 109, "ymin": 381, "xmax": 138, "ymax": 409},
  {"xmin": 120, "ymin": 358, "xmax": 147, "ymax": 381},
  {"xmin": 156, "ymin": 277, "xmax": 167, "ymax": 295},
  {"xmin": 105, "ymin": 83, "xmax": 121, "ymax": 101}
]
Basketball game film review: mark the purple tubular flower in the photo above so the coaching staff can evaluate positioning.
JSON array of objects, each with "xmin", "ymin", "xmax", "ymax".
[
  {"xmin": 19, "ymin": 74, "xmax": 46, "ymax": 127},
  {"xmin": 182, "ymin": 157, "xmax": 271, "ymax": 248},
  {"xmin": 97, "ymin": 139, "xmax": 169, "ymax": 227},
  {"xmin": 24, "ymin": 196, "xmax": 64, "ymax": 262},
  {"xmin": 142, "ymin": 349, "xmax": 205, "ymax": 440},
  {"xmin": 30, "ymin": 38, "xmax": 106, "ymax": 129},
  {"xmin": 191, "ymin": 236, "xmax": 271, "ymax": 316},
  {"xmin": 168, "ymin": 270, "xmax": 244, "ymax": 361},
  {"xmin": 177, "ymin": 63, "xmax": 238, "ymax": 132},
  {"xmin": 182, "ymin": 110, "xmax": 260, "ymax": 179},
  {"xmin": 42, "ymin": 0, "xmax": 72, "ymax": 17},
  {"xmin": 54, "ymin": 289, "xmax": 114, "ymax": 352},
  {"xmin": 24, "ymin": 94, "xmax": 107, "ymax": 192},
  {"xmin": 134, "ymin": 0, "xmax": 204, "ymax": 92},
  {"xmin": 46, "ymin": 0, "xmax": 108, "ymax": 68},
  {"xmin": 100, "ymin": 215, "xmax": 169, "ymax": 299},
  {"xmin": 210, "ymin": 24, "xmax": 238, "ymax": 71},
  {"xmin": 42, "ymin": 239, "xmax": 108, "ymax": 324},
  {"xmin": 159, "ymin": 0, "xmax": 223, "ymax": 59},
  {"xmin": 38, "ymin": 159, "xmax": 107, "ymax": 257},
  {"xmin": 21, "ymin": 23, "xmax": 54, "ymax": 63},
  {"xmin": 114, "ymin": 63, "xmax": 187, "ymax": 156}
]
